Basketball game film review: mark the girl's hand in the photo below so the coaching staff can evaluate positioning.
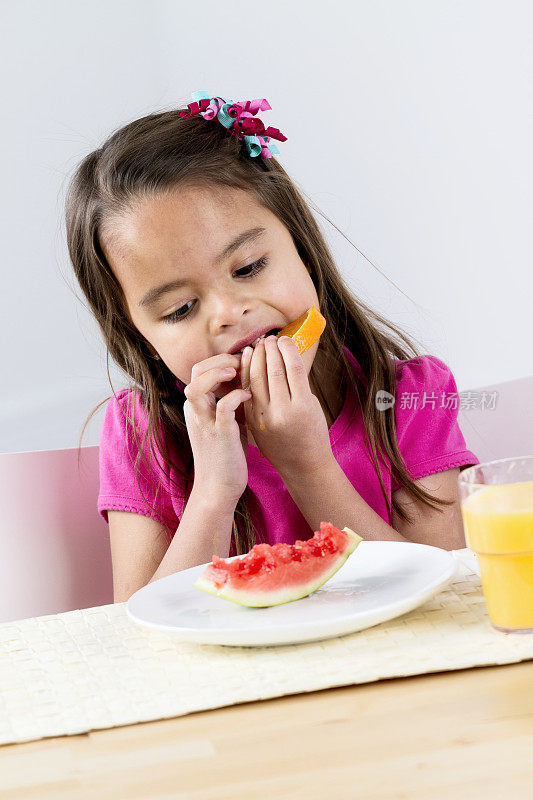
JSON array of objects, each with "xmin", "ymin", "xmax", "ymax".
[
  {"xmin": 240, "ymin": 335, "xmax": 334, "ymax": 479},
  {"xmin": 183, "ymin": 353, "xmax": 251, "ymax": 503}
]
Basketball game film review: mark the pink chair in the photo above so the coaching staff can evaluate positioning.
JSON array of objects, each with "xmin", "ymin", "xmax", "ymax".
[
  {"xmin": 0, "ymin": 446, "xmax": 112, "ymax": 623},
  {"xmin": 457, "ymin": 373, "xmax": 533, "ymax": 463}
]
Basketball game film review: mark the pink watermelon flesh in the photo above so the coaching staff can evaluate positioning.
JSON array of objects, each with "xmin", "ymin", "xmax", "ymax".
[{"xmin": 194, "ymin": 522, "xmax": 362, "ymax": 607}]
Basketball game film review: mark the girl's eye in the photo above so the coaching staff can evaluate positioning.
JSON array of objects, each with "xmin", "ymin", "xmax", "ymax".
[{"xmin": 162, "ymin": 256, "xmax": 269, "ymax": 324}]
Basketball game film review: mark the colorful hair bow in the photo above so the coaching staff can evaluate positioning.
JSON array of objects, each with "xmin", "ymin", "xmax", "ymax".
[{"xmin": 179, "ymin": 89, "xmax": 287, "ymax": 159}]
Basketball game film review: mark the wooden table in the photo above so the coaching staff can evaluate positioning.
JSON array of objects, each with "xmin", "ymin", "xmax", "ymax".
[{"xmin": 1, "ymin": 660, "xmax": 531, "ymax": 799}]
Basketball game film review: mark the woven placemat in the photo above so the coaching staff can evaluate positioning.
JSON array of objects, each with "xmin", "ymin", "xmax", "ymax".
[{"xmin": 1, "ymin": 558, "xmax": 532, "ymax": 746}]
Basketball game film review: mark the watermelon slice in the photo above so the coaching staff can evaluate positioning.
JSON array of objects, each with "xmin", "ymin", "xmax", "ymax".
[{"xmin": 194, "ymin": 522, "xmax": 362, "ymax": 607}]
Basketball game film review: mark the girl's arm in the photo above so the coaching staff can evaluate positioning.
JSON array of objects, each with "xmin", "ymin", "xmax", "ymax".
[
  {"xmin": 108, "ymin": 511, "xmax": 172, "ymax": 603},
  {"xmin": 390, "ymin": 467, "xmax": 466, "ymax": 550},
  {"xmin": 279, "ymin": 460, "xmax": 465, "ymax": 550},
  {"xmin": 279, "ymin": 458, "xmax": 409, "ymax": 545},
  {"xmin": 108, "ymin": 487, "xmax": 237, "ymax": 602},
  {"xmin": 147, "ymin": 487, "xmax": 237, "ymax": 583}
]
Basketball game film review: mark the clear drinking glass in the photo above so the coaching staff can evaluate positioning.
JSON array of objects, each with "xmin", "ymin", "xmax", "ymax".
[{"xmin": 459, "ymin": 456, "xmax": 533, "ymax": 633}]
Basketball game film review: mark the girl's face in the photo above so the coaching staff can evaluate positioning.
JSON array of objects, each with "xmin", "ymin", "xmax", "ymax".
[{"xmin": 103, "ymin": 185, "xmax": 320, "ymax": 398}]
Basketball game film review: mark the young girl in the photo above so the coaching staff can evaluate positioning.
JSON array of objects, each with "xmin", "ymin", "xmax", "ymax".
[{"xmin": 65, "ymin": 90, "xmax": 479, "ymax": 603}]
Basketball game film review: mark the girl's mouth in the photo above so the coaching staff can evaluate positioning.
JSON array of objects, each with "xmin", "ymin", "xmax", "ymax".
[{"xmin": 237, "ymin": 329, "xmax": 280, "ymax": 353}]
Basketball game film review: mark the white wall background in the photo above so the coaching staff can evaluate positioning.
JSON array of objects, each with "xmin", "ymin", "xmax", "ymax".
[{"xmin": 1, "ymin": 0, "xmax": 531, "ymax": 454}]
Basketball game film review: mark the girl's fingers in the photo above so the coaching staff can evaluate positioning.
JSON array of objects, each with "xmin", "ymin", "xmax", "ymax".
[
  {"xmin": 264, "ymin": 335, "xmax": 290, "ymax": 403},
  {"xmin": 187, "ymin": 354, "xmax": 241, "ymax": 391},
  {"xmin": 239, "ymin": 347, "xmax": 253, "ymax": 437},
  {"xmin": 239, "ymin": 346, "xmax": 252, "ymax": 390},
  {"xmin": 249, "ymin": 339, "xmax": 270, "ymax": 401},
  {"xmin": 215, "ymin": 389, "xmax": 252, "ymax": 428},
  {"xmin": 276, "ymin": 335, "xmax": 309, "ymax": 398},
  {"xmin": 184, "ymin": 364, "xmax": 240, "ymax": 412},
  {"xmin": 190, "ymin": 353, "xmax": 242, "ymax": 380}
]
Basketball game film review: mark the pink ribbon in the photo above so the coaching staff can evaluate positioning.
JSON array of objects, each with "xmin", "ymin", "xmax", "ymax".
[
  {"xmin": 180, "ymin": 92, "xmax": 287, "ymax": 158},
  {"xmin": 179, "ymin": 98, "xmax": 211, "ymax": 118}
]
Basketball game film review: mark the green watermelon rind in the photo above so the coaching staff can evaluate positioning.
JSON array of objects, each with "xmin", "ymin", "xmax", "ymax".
[{"xmin": 194, "ymin": 527, "xmax": 363, "ymax": 607}]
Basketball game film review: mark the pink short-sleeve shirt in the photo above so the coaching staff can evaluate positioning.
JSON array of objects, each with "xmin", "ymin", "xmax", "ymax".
[{"xmin": 98, "ymin": 346, "xmax": 479, "ymax": 554}]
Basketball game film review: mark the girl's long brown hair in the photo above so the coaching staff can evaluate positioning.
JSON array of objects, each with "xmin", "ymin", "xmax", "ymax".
[{"xmin": 65, "ymin": 103, "xmax": 454, "ymax": 556}]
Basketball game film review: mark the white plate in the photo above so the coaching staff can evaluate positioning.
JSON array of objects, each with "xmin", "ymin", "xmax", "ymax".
[
  {"xmin": 451, "ymin": 547, "xmax": 481, "ymax": 576},
  {"xmin": 127, "ymin": 541, "xmax": 458, "ymax": 647}
]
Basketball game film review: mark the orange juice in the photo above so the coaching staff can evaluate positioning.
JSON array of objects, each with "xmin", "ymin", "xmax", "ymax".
[{"xmin": 461, "ymin": 481, "xmax": 533, "ymax": 631}]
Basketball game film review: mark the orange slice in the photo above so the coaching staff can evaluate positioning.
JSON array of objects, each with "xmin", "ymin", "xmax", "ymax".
[
  {"xmin": 277, "ymin": 305, "xmax": 326, "ymax": 355},
  {"xmin": 235, "ymin": 306, "xmax": 326, "ymax": 385}
]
